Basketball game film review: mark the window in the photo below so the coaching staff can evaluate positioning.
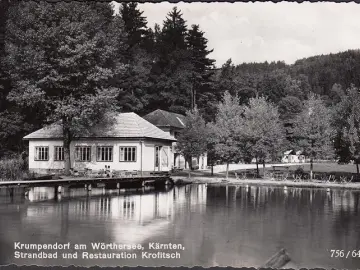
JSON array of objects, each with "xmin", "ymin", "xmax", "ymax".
[
  {"xmin": 119, "ymin": 147, "xmax": 136, "ymax": 162},
  {"xmin": 161, "ymin": 146, "xmax": 169, "ymax": 167},
  {"xmin": 97, "ymin": 146, "xmax": 113, "ymax": 162},
  {"xmin": 155, "ymin": 146, "xmax": 160, "ymax": 167},
  {"xmin": 35, "ymin": 146, "xmax": 49, "ymax": 161},
  {"xmin": 75, "ymin": 146, "xmax": 91, "ymax": 162},
  {"xmin": 54, "ymin": 146, "xmax": 64, "ymax": 161}
]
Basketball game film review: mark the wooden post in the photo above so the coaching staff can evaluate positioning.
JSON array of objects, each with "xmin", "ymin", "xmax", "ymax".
[
  {"xmin": 87, "ymin": 184, "xmax": 92, "ymax": 192},
  {"xmin": 140, "ymin": 141, "xmax": 143, "ymax": 177}
]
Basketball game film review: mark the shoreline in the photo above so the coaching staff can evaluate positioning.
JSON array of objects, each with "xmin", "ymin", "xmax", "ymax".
[{"xmin": 172, "ymin": 176, "xmax": 360, "ymax": 190}]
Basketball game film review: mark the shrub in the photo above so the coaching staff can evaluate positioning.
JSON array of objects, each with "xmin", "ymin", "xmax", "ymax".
[
  {"xmin": 294, "ymin": 166, "xmax": 305, "ymax": 176},
  {"xmin": 0, "ymin": 155, "xmax": 27, "ymax": 181}
]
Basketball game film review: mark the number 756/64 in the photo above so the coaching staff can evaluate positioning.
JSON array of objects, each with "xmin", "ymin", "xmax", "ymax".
[{"xmin": 330, "ymin": 250, "xmax": 360, "ymax": 258}]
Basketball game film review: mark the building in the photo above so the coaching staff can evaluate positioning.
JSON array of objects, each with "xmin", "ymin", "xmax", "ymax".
[
  {"xmin": 143, "ymin": 109, "xmax": 207, "ymax": 170},
  {"xmin": 23, "ymin": 112, "xmax": 176, "ymax": 174},
  {"xmin": 281, "ymin": 150, "xmax": 305, "ymax": 163}
]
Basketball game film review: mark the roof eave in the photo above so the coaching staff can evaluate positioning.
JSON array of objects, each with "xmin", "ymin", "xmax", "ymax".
[{"xmin": 23, "ymin": 136, "xmax": 177, "ymax": 142}]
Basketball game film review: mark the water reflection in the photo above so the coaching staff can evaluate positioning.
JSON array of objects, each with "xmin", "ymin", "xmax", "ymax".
[{"xmin": 0, "ymin": 184, "xmax": 359, "ymax": 269}]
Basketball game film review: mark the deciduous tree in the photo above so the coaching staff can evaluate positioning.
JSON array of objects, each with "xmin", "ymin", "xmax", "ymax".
[
  {"xmin": 242, "ymin": 96, "xmax": 285, "ymax": 177},
  {"xmin": 176, "ymin": 108, "xmax": 207, "ymax": 177},
  {"xmin": 208, "ymin": 91, "xmax": 244, "ymax": 179},
  {"xmin": 333, "ymin": 85, "xmax": 360, "ymax": 173},
  {"xmin": 294, "ymin": 94, "xmax": 334, "ymax": 179},
  {"xmin": 5, "ymin": 1, "xmax": 126, "ymax": 174}
]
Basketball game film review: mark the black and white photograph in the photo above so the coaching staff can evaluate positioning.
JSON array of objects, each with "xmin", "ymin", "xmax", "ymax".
[{"xmin": 0, "ymin": 0, "xmax": 360, "ymax": 269}]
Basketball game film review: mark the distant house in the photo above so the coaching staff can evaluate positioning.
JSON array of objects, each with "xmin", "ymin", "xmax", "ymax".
[
  {"xmin": 143, "ymin": 109, "xmax": 207, "ymax": 170},
  {"xmin": 281, "ymin": 150, "xmax": 305, "ymax": 163},
  {"xmin": 23, "ymin": 113, "xmax": 176, "ymax": 174}
]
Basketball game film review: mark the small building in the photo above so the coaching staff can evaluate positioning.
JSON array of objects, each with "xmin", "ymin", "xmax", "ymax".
[
  {"xmin": 143, "ymin": 109, "xmax": 207, "ymax": 170},
  {"xmin": 23, "ymin": 112, "xmax": 176, "ymax": 174},
  {"xmin": 281, "ymin": 150, "xmax": 306, "ymax": 163}
]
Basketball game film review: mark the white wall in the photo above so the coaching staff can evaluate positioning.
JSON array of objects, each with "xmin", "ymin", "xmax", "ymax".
[
  {"xmin": 28, "ymin": 140, "xmax": 65, "ymax": 172},
  {"xmin": 28, "ymin": 139, "xmax": 173, "ymax": 174}
]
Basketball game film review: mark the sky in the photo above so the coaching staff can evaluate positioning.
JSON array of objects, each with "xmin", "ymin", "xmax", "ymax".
[{"xmin": 112, "ymin": 2, "xmax": 360, "ymax": 67}]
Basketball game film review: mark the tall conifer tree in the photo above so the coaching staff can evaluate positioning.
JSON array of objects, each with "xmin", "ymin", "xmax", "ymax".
[
  {"xmin": 118, "ymin": 2, "xmax": 153, "ymax": 113},
  {"xmin": 149, "ymin": 7, "xmax": 192, "ymax": 114},
  {"xmin": 186, "ymin": 24, "xmax": 215, "ymax": 111}
]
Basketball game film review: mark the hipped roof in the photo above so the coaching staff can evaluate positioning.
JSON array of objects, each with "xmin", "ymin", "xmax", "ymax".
[
  {"xmin": 143, "ymin": 109, "xmax": 186, "ymax": 129},
  {"xmin": 23, "ymin": 112, "xmax": 176, "ymax": 141}
]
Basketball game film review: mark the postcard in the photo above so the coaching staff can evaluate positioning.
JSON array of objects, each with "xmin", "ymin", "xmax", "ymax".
[{"xmin": 0, "ymin": 1, "xmax": 359, "ymax": 269}]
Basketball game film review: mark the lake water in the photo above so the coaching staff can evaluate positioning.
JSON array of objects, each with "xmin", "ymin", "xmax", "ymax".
[{"xmin": 0, "ymin": 184, "xmax": 359, "ymax": 268}]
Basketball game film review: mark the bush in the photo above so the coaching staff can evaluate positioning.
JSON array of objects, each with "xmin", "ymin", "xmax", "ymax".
[
  {"xmin": 294, "ymin": 166, "xmax": 305, "ymax": 176},
  {"xmin": 0, "ymin": 155, "xmax": 27, "ymax": 181}
]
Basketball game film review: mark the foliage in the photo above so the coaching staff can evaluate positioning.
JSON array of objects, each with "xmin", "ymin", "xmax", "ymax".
[
  {"xmin": 0, "ymin": 155, "xmax": 27, "ymax": 181},
  {"xmin": 205, "ymin": 122, "xmax": 220, "ymax": 169},
  {"xmin": 208, "ymin": 91, "xmax": 244, "ymax": 178},
  {"xmin": 294, "ymin": 166, "xmax": 305, "ymax": 176},
  {"xmin": 5, "ymin": 1, "xmax": 125, "ymax": 173},
  {"xmin": 333, "ymin": 85, "xmax": 360, "ymax": 172},
  {"xmin": 291, "ymin": 50, "xmax": 360, "ymax": 97},
  {"xmin": 176, "ymin": 108, "xmax": 207, "ymax": 176},
  {"xmin": 293, "ymin": 94, "xmax": 334, "ymax": 178},
  {"xmin": 118, "ymin": 2, "xmax": 153, "ymax": 113},
  {"xmin": 242, "ymin": 96, "xmax": 285, "ymax": 170},
  {"xmin": 186, "ymin": 24, "xmax": 215, "ymax": 110},
  {"xmin": 148, "ymin": 7, "xmax": 192, "ymax": 114}
]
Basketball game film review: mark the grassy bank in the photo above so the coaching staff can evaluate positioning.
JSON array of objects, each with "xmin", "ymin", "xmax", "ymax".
[{"xmin": 270, "ymin": 163, "xmax": 358, "ymax": 174}]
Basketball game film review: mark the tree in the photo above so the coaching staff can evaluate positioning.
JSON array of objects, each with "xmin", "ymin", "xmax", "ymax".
[
  {"xmin": 118, "ymin": 3, "xmax": 153, "ymax": 113},
  {"xmin": 233, "ymin": 72, "xmax": 259, "ymax": 105},
  {"xmin": 205, "ymin": 122, "xmax": 220, "ymax": 176},
  {"xmin": 176, "ymin": 108, "xmax": 208, "ymax": 178},
  {"xmin": 242, "ymin": 96, "xmax": 285, "ymax": 177},
  {"xmin": 333, "ymin": 85, "xmax": 360, "ymax": 173},
  {"xmin": 186, "ymin": 24, "xmax": 215, "ymax": 110},
  {"xmin": 150, "ymin": 7, "xmax": 192, "ymax": 114},
  {"xmin": 208, "ymin": 91, "xmax": 244, "ymax": 179},
  {"xmin": 119, "ymin": 2, "xmax": 148, "ymax": 52},
  {"xmin": 278, "ymin": 96, "xmax": 303, "ymax": 150},
  {"xmin": 5, "ymin": 1, "xmax": 126, "ymax": 174},
  {"xmin": 257, "ymin": 69, "xmax": 288, "ymax": 104},
  {"xmin": 216, "ymin": 59, "xmax": 237, "ymax": 97},
  {"xmin": 294, "ymin": 94, "xmax": 334, "ymax": 180},
  {"xmin": 278, "ymin": 96, "xmax": 303, "ymax": 121}
]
